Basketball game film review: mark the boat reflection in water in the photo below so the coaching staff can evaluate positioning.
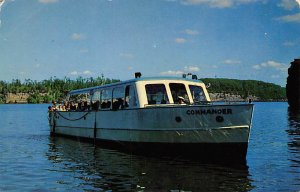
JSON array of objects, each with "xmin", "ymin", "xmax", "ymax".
[{"xmin": 46, "ymin": 136, "xmax": 253, "ymax": 191}]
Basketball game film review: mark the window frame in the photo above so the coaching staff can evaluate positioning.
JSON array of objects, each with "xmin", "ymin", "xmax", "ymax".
[{"xmin": 145, "ymin": 83, "xmax": 169, "ymax": 105}]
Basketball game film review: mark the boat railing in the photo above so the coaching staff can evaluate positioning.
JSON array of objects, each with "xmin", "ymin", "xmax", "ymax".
[
  {"xmin": 192, "ymin": 101, "xmax": 213, "ymax": 105},
  {"xmin": 144, "ymin": 101, "xmax": 213, "ymax": 108}
]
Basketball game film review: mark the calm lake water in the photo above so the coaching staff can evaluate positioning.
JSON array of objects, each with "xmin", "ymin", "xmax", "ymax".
[{"xmin": 0, "ymin": 102, "xmax": 300, "ymax": 191}]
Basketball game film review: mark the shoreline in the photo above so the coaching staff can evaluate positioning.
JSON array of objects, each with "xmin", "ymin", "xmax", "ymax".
[{"xmin": 0, "ymin": 100, "xmax": 288, "ymax": 105}]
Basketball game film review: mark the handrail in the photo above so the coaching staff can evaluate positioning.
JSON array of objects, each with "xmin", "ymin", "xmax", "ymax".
[{"xmin": 55, "ymin": 111, "xmax": 90, "ymax": 121}]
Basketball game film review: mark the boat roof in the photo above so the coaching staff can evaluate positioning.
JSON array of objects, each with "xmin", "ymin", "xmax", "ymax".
[{"xmin": 68, "ymin": 76, "xmax": 204, "ymax": 95}]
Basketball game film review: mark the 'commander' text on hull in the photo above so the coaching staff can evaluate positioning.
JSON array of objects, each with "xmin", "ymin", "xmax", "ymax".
[{"xmin": 186, "ymin": 108, "xmax": 232, "ymax": 115}]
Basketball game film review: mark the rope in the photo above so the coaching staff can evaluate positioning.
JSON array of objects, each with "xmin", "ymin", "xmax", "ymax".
[{"xmin": 55, "ymin": 111, "xmax": 90, "ymax": 121}]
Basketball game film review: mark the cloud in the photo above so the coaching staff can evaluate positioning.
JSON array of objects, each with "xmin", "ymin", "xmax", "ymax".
[
  {"xmin": 278, "ymin": 0, "xmax": 299, "ymax": 10},
  {"xmin": 223, "ymin": 59, "xmax": 241, "ymax": 65},
  {"xmin": 252, "ymin": 64, "xmax": 261, "ymax": 70},
  {"xmin": 183, "ymin": 29, "xmax": 199, "ymax": 35},
  {"xmin": 160, "ymin": 65, "xmax": 200, "ymax": 76},
  {"xmin": 160, "ymin": 70, "xmax": 184, "ymax": 75},
  {"xmin": 83, "ymin": 70, "xmax": 92, "ymax": 75},
  {"xmin": 184, "ymin": 66, "xmax": 200, "ymax": 72},
  {"xmin": 0, "ymin": 0, "xmax": 5, "ymax": 28},
  {"xmin": 252, "ymin": 60, "xmax": 288, "ymax": 72},
  {"xmin": 70, "ymin": 70, "xmax": 93, "ymax": 76},
  {"xmin": 261, "ymin": 61, "xmax": 281, "ymax": 68},
  {"xmin": 180, "ymin": 0, "xmax": 259, "ymax": 8},
  {"xmin": 283, "ymin": 41, "xmax": 297, "ymax": 46},
  {"xmin": 38, "ymin": 0, "xmax": 58, "ymax": 3},
  {"xmin": 175, "ymin": 38, "xmax": 187, "ymax": 43},
  {"xmin": 71, "ymin": 33, "xmax": 86, "ymax": 40},
  {"xmin": 276, "ymin": 13, "xmax": 300, "ymax": 23},
  {"xmin": 70, "ymin": 71, "xmax": 79, "ymax": 76}
]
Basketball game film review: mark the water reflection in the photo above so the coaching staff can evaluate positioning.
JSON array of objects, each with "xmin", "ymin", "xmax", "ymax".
[
  {"xmin": 287, "ymin": 107, "xmax": 300, "ymax": 163},
  {"xmin": 46, "ymin": 137, "xmax": 253, "ymax": 191}
]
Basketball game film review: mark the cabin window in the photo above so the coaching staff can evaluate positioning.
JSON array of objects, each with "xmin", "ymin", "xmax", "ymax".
[
  {"xmin": 125, "ymin": 85, "xmax": 137, "ymax": 108},
  {"xmin": 189, "ymin": 85, "xmax": 207, "ymax": 103},
  {"xmin": 69, "ymin": 93, "xmax": 90, "ymax": 111},
  {"xmin": 145, "ymin": 84, "xmax": 169, "ymax": 105},
  {"xmin": 169, "ymin": 83, "xmax": 189, "ymax": 104},
  {"xmin": 112, "ymin": 87, "xmax": 125, "ymax": 110},
  {"xmin": 100, "ymin": 89, "xmax": 112, "ymax": 109},
  {"xmin": 91, "ymin": 90, "xmax": 100, "ymax": 110}
]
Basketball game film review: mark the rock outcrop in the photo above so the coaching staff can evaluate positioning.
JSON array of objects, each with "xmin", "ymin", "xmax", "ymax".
[
  {"xmin": 209, "ymin": 93, "xmax": 258, "ymax": 102},
  {"xmin": 286, "ymin": 59, "xmax": 300, "ymax": 109},
  {"xmin": 5, "ymin": 93, "xmax": 30, "ymax": 103}
]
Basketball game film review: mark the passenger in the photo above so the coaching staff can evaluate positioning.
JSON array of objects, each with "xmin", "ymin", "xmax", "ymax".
[
  {"xmin": 107, "ymin": 101, "xmax": 111, "ymax": 108},
  {"xmin": 83, "ymin": 101, "xmax": 88, "ymax": 111},
  {"xmin": 48, "ymin": 106, "xmax": 53, "ymax": 112},
  {"xmin": 112, "ymin": 98, "xmax": 123, "ymax": 110},
  {"xmin": 101, "ymin": 101, "xmax": 107, "ymax": 109},
  {"xmin": 52, "ymin": 101, "xmax": 58, "ymax": 111},
  {"xmin": 92, "ymin": 101, "xmax": 100, "ymax": 111},
  {"xmin": 64, "ymin": 102, "xmax": 70, "ymax": 111},
  {"xmin": 77, "ymin": 101, "xmax": 82, "ymax": 111},
  {"xmin": 60, "ymin": 104, "xmax": 67, "ymax": 111},
  {"xmin": 118, "ymin": 98, "xmax": 124, "ymax": 109},
  {"xmin": 112, "ymin": 101, "xmax": 119, "ymax": 110},
  {"xmin": 178, "ymin": 96, "xmax": 186, "ymax": 104},
  {"xmin": 70, "ymin": 102, "xmax": 77, "ymax": 111},
  {"xmin": 58, "ymin": 104, "xmax": 66, "ymax": 111}
]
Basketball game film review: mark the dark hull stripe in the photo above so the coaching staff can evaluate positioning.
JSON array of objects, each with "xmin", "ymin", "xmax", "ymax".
[{"xmin": 54, "ymin": 125, "xmax": 248, "ymax": 131}]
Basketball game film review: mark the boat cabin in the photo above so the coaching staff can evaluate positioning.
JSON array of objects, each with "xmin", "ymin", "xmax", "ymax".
[{"xmin": 66, "ymin": 77, "xmax": 211, "ymax": 111}]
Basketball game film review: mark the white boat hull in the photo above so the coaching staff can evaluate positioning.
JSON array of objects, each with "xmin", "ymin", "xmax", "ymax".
[
  {"xmin": 49, "ymin": 104, "xmax": 253, "ymax": 161},
  {"xmin": 50, "ymin": 104, "xmax": 253, "ymax": 144}
]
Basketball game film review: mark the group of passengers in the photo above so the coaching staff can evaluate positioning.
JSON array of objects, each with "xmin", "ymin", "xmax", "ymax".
[
  {"xmin": 48, "ymin": 95, "xmax": 186, "ymax": 112},
  {"xmin": 48, "ymin": 100, "xmax": 99, "ymax": 112}
]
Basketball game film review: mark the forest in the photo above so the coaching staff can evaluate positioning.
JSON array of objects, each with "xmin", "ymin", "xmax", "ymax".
[
  {"xmin": 202, "ymin": 78, "xmax": 286, "ymax": 101},
  {"xmin": 0, "ymin": 76, "xmax": 119, "ymax": 104},
  {"xmin": 0, "ymin": 76, "xmax": 286, "ymax": 104}
]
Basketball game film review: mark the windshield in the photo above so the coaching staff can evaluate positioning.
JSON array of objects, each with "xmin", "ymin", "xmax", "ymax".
[
  {"xmin": 145, "ymin": 84, "xmax": 169, "ymax": 105},
  {"xmin": 189, "ymin": 85, "xmax": 207, "ymax": 103},
  {"xmin": 169, "ymin": 83, "xmax": 189, "ymax": 104}
]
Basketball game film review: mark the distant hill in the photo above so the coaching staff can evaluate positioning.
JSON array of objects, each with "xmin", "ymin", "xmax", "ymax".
[{"xmin": 201, "ymin": 78, "xmax": 286, "ymax": 101}]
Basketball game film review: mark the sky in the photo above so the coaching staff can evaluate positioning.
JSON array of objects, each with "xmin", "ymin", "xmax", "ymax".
[{"xmin": 0, "ymin": 0, "xmax": 300, "ymax": 86}]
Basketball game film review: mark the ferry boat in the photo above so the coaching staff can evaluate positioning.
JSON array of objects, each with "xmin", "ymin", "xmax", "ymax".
[{"xmin": 49, "ymin": 74, "xmax": 254, "ymax": 161}]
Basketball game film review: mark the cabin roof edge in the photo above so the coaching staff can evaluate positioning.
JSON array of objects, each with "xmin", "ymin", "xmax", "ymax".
[{"xmin": 68, "ymin": 76, "xmax": 204, "ymax": 95}]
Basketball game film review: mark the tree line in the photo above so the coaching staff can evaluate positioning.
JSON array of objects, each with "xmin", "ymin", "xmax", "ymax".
[
  {"xmin": 0, "ymin": 76, "xmax": 119, "ymax": 104},
  {"xmin": 201, "ymin": 78, "xmax": 286, "ymax": 101},
  {"xmin": 0, "ymin": 76, "xmax": 286, "ymax": 104}
]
